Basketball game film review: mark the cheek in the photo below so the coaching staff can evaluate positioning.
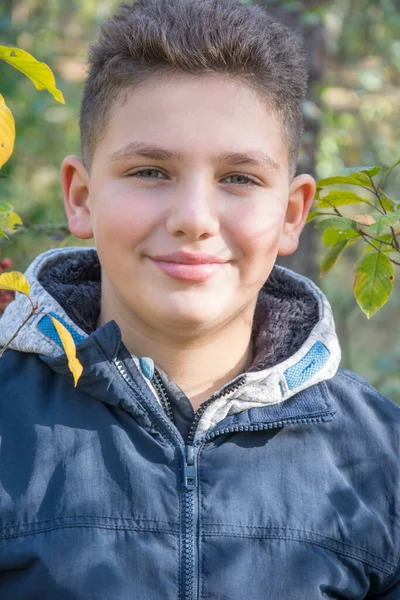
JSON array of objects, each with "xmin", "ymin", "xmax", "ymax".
[
  {"xmin": 228, "ymin": 200, "xmax": 286, "ymax": 259},
  {"xmin": 90, "ymin": 185, "xmax": 157, "ymax": 248}
]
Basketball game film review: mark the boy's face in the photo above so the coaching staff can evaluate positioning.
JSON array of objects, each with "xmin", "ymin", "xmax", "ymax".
[{"xmin": 62, "ymin": 74, "xmax": 315, "ymax": 336}]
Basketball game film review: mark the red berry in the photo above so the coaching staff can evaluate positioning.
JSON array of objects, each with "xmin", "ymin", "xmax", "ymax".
[{"xmin": 1, "ymin": 258, "xmax": 11, "ymax": 269}]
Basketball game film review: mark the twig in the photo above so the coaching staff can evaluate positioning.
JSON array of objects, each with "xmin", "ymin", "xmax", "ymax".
[
  {"xmin": 0, "ymin": 306, "xmax": 36, "ymax": 357},
  {"xmin": 360, "ymin": 230, "xmax": 396, "ymax": 248},
  {"xmin": 368, "ymin": 175, "xmax": 387, "ymax": 214}
]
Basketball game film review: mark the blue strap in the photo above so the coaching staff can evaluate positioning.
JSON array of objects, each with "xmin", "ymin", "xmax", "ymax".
[{"xmin": 284, "ymin": 341, "xmax": 330, "ymax": 391}]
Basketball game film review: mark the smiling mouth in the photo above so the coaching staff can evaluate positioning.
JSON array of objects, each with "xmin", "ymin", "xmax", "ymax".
[{"xmin": 149, "ymin": 256, "xmax": 227, "ymax": 282}]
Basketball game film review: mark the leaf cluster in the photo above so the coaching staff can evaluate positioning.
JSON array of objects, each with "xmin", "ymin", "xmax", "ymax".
[
  {"xmin": 0, "ymin": 272, "xmax": 82, "ymax": 386},
  {"xmin": 0, "ymin": 45, "xmax": 64, "ymax": 170},
  {"xmin": 309, "ymin": 162, "xmax": 400, "ymax": 318},
  {"xmin": 0, "ymin": 44, "xmax": 81, "ymax": 384}
]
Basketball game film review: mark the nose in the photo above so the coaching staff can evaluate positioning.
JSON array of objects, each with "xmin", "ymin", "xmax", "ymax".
[{"xmin": 165, "ymin": 178, "xmax": 220, "ymax": 241}]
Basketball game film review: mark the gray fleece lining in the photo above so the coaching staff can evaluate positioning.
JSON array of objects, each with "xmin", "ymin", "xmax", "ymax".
[
  {"xmin": 38, "ymin": 251, "xmax": 101, "ymax": 335},
  {"xmin": 37, "ymin": 250, "xmax": 319, "ymax": 372}
]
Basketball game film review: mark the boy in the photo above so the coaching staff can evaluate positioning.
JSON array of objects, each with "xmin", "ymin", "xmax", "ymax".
[{"xmin": 0, "ymin": 0, "xmax": 399, "ymax": 597}]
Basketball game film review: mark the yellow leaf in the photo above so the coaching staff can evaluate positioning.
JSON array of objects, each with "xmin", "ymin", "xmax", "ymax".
[
  {"xmin": 0, "ymin": 94, "xmax": 15, "ymax": 168},
  {"xmin": 351, "ymin": 215, "xmax": 376, "ymax": 227},
  {"xmin": 0, "ymin": 210, "xmax": 22, "ymax": 238},
  {"xmin": 0, "ymin": 271, "xmax": 30, "ymax": 294},
  {"xmin": 0, "ymin": 46, "xmax": 65, "ymax": 104},
  {"xmin": 50, "ymin": 317, "xmax": 83, "ymax": 387}
]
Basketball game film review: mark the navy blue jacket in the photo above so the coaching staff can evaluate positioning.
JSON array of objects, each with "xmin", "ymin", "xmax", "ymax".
[{"xmin": 0, "ymin": 247, "xmax": 399, "ymax": 599}]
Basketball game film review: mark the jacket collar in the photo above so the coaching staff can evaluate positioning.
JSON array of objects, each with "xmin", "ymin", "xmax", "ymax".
[{"xmin": 0, "ymin": 247, "xmax": 341, "ymax": 436}]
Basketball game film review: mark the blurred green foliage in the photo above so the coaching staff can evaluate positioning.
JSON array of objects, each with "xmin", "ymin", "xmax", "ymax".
[
  {"xmin": 314, "ymin": 0, "xmax": 400, "ymax": 400},
  {"xmin": 0, "ymin": 0, "xmax": 399, "ymax": 400}
]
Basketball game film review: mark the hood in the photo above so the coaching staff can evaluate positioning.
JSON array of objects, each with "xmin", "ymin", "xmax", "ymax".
[{"xmin": 0, "ymin": 247, "xmax": 341, "ymax": 435}]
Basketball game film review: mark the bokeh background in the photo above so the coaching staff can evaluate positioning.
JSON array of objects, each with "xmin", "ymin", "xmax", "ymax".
[{"xmin": 1, "ymin": 0, "xmax": 399, "ymax": 400}]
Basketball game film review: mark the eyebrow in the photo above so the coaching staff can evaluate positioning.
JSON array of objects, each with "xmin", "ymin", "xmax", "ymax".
[{"xmin": 108, "ymin": 141, "xmax": 280, "ymax": 172}]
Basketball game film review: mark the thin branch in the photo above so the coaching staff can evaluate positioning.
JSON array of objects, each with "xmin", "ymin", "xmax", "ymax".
[
  {"xmin": 0, "ymin": 222, "xmax": 71, "ymax": 248},
  {"xmin": 26, "ymin": 295, "xmax": 37, "ymax": 312},
  {"xmin": 0, "ymin": 307, "xmax": 36, "ymax": 357},
  {"xmin": 390, "ymin": 226, "xmax": 400, "ymax": 251},
  {"xmin": 357, "ymin": 234, "xmax": 400, "ymax": 267},
  {"xmin": 354, "ymin": 184, "xmax": 386, "ymax": 213},
  {"xmin": 360, "ymin": 237, "xmax": 382, "ymax": 253},
  {"xmin": 360, "ymin": 230, "xmax": 396, "ymax": 248},
  {"xmin": 368, "ymin": 175, "xmax": 387, "ymax": 214},
  {"xmin": 378, "ymin": 158, "xmax": 400, "ymax": 190},
  {"xmin": 325, "ymin": 209, "xmax": 395, "ymax": 250},
  {"xmin": 370, "ymin": 203, "xmax": 385, "ymax": 216}
]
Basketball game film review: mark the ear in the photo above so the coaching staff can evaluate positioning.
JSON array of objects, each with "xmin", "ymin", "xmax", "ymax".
[
  {"xmin": 278, "ymin": 174, "xmax": 316, "ymax": 257},
  {"xmin": 61, "ymin": 155, "xmax": 94, "ymax": 239}
]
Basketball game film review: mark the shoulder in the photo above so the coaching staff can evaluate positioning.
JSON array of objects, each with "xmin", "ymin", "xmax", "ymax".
[
  {"xmin": 0, "ymin": 350, "xmax": 53, "ymax": 414},
  {"xmin": 323, "ymin": 367, "xmax": 400, "ymax": 455},
  {"xmin": 327, "ymin": 367, "xmax": 399, "ymax": 417},
  {"xmin": 0, "ymin": 348, "xmax": 47, "ymax": 380}
]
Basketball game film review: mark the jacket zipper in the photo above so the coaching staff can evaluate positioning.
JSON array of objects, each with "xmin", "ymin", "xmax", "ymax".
[
  {"xmin": 152, "ymin": 370, "xmax": 175, "ymax": 422},
  {"xmin": 182, "ymin": 445, "xmax": 199, "ymax": 600},
  {"xmin": 113, "ymin": 358, "xmax": 181, "ymax": 445},
  {"xmin": 150, "ymin": 369, "xmax": 334, "ymax": 598},
  {"xmin": 202, "ymin": 414, "xmax": 335, "ymax": 442},
  {"xmin": 114, "ymin": 359, "xmax": 200, "ymax": 600},
  {"xmin": 186, "ymin": 376, "xmax": 246, "ymax": 444},
  {"xmin": 151, "ymin": 369, "xmax": 200, "ymax": 600},
  {"xmin": 115, "ymin": 359, "xmax": 335, "ymax": 600},
  {"xmin": 151, "ymin": 371, "xmax": 246, "ymax": 600}
]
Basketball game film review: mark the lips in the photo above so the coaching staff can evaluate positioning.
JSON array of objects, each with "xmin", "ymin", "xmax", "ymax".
[
  {"xmin": 151, "ymin": 251, "xmax": 226, "ymax": 265},
  {"xmin": 149, "ymin": 251, "xmax": 228, "ymax": 282}
]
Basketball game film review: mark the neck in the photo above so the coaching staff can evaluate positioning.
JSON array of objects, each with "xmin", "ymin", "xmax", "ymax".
[
  {"xmin": 157, "ymin": 332, "xmax": 254, "ymax": 411},
  {"xmin": 99, "ymin": 294, "xmax": 255, "ymax": 412}
]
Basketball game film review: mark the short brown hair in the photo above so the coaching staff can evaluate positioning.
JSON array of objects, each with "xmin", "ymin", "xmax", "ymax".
[{"xmin": 80, "ymin": 0, "xmax": 307, "ymax": 176}]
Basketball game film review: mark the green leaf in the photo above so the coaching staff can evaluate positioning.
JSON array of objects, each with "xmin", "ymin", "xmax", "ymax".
[
  {"xmin": 0, "ymin": 46, "xmax": 65, "ymax": 104},
  {"xmin": 314, "ymin": 217, "xmax": 356, "ymax": 231},
  {"xmin": 379, "ymin": 193, "xmax": 396, "ymax": 212},
  {"xmin": 316, "ymin": 190, "xmax": 374, "ymax": 209},
  {"xmin": 306, "ymin": 211, "xmax": 321, "ymax": 224},
  {"xmin": 341, "ymin": 165, "xmax": 382, "ymax": 177},
  {"xmin": 362, "ymin": 239, "xmax": 397, "ymax": 255},
  {"xmin": 0, "ymin": 201, "xmax": 12, "ymax": 212},
  {"xmin": 322, "ymin": 228, "xmax": 359, "ymax": 248},
  {"xmin": 317, "ymin": 173, "xmax": 373, "ymax": 188},
  {"xmin": 354, "ymin": 252, "xmax": 395, "ymax": 319},
  {"xmin": 320, "ymin": 239, "xmax": 352, "ymax": 276},
  {"xmin": 369, "ymin": 212, "xmax": 400, "ymax": 235}
]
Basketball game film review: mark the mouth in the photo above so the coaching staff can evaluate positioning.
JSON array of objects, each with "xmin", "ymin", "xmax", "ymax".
[{"xmin": 149, "ymin": 251, "xmax": 228, "ymax": 282}]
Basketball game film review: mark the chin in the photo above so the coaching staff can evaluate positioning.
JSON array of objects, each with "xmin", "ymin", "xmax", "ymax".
[{"xmin": 154, "ymin": 301, "xmax": 225, "ymax": 331}]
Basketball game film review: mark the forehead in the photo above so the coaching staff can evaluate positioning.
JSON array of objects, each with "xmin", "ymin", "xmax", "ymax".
[{"xmin": 97, "ymin": 73, "xmax": 288, "ymax": 170}]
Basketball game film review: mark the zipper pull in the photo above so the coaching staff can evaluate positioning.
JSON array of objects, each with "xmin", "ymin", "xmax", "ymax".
[{"xmin": 183, "ymin": 445, "xmax": 198, "ymax": 491}]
